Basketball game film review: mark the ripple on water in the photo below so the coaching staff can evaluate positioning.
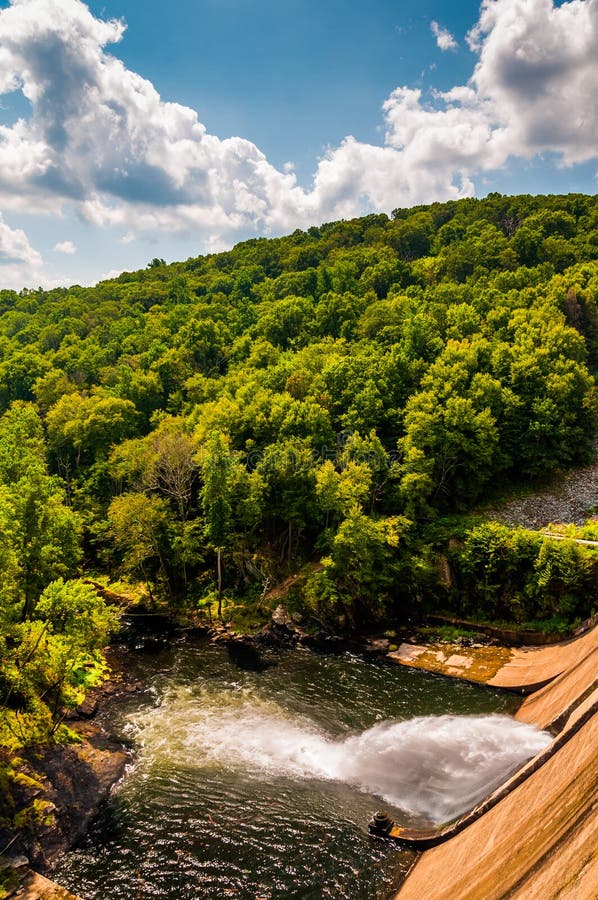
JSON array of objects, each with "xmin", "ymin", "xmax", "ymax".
[{"xmin": 53, "ymin": 643, "xmax": 540, "ymax": 899}]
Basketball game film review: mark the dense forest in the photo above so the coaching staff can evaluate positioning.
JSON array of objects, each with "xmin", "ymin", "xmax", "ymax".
[{"xmin": 1, "ymin": 192, "xmax": 598, "ymax": 774}]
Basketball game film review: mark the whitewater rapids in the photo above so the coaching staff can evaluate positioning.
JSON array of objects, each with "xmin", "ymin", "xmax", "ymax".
[{"xmin": 128, "ymin": 685, "xmax": 551, "ymax": 824}]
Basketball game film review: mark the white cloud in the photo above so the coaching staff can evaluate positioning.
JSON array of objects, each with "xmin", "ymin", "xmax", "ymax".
[
  {"xmin": 468, "ymin": 0, "xmax": 598, "ymax": 165},
  {"xmin": 382, "ymin": 0, "xmax": 598, "ymax": 191},
  {"xmin": 98, "ymin": 267, "xmax": 124, "ymax": 281},
  {"xmin": 53, "ymin": 239, "xmax": 76, "ymax": 253},
  {"xmin": 431, "ymin": 20, "xmax": 458, "ymax": 51},
  {"xmin": 0, "ymin": 0, "xmax": 596, "ymax": 275},
  {"xmin": 0, "ymin": 211, "xmax": 48, "ymax": 288},
  {"xmin": 0, "ymin": 214, "xmax": 40, "ymax": 266}
]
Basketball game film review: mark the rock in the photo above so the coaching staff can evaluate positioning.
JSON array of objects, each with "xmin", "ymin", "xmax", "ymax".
[
  {"xmin": 259, "ymin": 604, "xmax": 306, "ymax": 647},
  {"xmin": 445, "ymin": 654, "xmax": 473, "ymax": 669},
  {"xmin": 365, "ymin": 638, "xmax": 391, "ymax": 654},
  {"xmin": 0, "ymin": 854, "xmax": 29, "ymax": 869},
  {"xmin": 387, "ymin": 644, "xmax": 428, "ymax": 663},
  {"xmin": 271, "ymin": 604, "xmax": 293, "ymax": 627},
  {"xmin": 225, "ymin": 640, "xmax": 273, "ymax": 672},
  {"xmin": 20, "ymin": 726, "xmax": 129, "ymax": 869},
  {"xmin": 11, "ymin": 869, "xmax": 84, "ymax": 899},
  {"xmin": 302, "ymin": 631, "xmax": 344, "ymax": 651},
  {"xmin": 75, "ymin": 696, "xmax": 98, "ymax": 719},
  {"xmin": 436, "ymin": 554, "xmax": 454, "ymax": 588}
]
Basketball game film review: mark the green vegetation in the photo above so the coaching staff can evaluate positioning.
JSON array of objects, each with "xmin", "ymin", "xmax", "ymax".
[
  {"xmin": 0, "ymin": 404, "xmax": 119, "ymax": 750},
  {"xmin": 446, "ymin": 521, "xmax": 597, "ymax": 626},
  {"xmin": 0, "ymin": 403, "xmax": 119, "ymax": 855},
  {"xmin": 0, "ymin": 193, "xmax": 597, "ymax": 760}
]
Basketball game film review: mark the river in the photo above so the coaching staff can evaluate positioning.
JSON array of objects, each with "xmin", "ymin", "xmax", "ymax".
[{"xmin": 52, "ymin": 639, "xmax": 549, "ymax": 899}]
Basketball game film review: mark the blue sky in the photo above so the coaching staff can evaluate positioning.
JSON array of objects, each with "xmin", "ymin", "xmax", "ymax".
[
  {"xmin": 86, "ymin": 0, "xmax": 480, "ymax": 179},
  {"xmin": 0, "ymin": 0, "xmax": 596, "ymax": 289}
]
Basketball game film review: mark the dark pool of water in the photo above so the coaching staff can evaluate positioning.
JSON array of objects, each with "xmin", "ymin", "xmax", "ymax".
[{"xmin": 53, "ymin": 640, "xmax": 522, "ymax": 899}]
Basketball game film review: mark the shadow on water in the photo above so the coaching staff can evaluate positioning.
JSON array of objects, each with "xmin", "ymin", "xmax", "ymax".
[
  {"xmin": 225, "ymin": 640, "xmax": 276, "ymax": 673},
  {"xmin": 118, "ymin": 613, "xmax": 176, "ymax": 653}
]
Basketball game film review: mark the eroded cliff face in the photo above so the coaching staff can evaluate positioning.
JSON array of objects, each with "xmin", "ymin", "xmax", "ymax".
[
  {"xmin": 5, "ymin": 723, "xmax": 128, "ymax": 872},
  {"xmin": 29, "ymin": 725, "xmax": 128, "ymax": 868}
]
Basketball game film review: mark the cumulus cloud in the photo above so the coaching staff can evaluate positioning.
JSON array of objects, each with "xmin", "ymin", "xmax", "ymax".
[
  {"xmin": 431, "ymin": 20, "xmax": 458, "ymax": 51},
  {"xmin": 53, "ymin": 239, "xmax": 76, "ymax": 253},
  {"xmin": 98, "ymin": 267, "xmax": 125, "ymax": 281},
  {"xmin": 467, "ymin": 0, "xmax": 598, "ymax": 165},
  {"xmin": 0, "ymin": 214, "xmax": 40, "ymax": 266},
  {"xmin": 0, "ymin": 211, "xmax": 47, "ymax": 288},
  {"xmin": 0, "ymin": 0, "xmax": 596, "ymax": 265}
]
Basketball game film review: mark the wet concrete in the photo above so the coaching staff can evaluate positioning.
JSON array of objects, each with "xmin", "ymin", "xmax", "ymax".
[
  {"xmin": 387, "ymin": 642, "xmax": 514, "ymax": 685},
  {"xmin": 394, "ymin": 625, "xmax": 598, "ymax": 899},
  {"xmin": 9, "ymin": 870, "xmax": 83, "ymax": 900},
  {"xmin": 388, "ymin": 623, "xmax": 598, "ymax": 695}
]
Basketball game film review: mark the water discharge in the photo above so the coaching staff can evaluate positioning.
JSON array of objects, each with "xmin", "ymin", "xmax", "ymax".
[
  {"xmin": 132, "ymin": 685, "xmax": 551, "ymax": 824},
  {"xmin": 53, "ymin": 643, "xmax": 551, "ymax": 899}
]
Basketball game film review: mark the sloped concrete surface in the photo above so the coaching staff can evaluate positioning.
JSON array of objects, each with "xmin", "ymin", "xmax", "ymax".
[
  {"xmin": 395, "ymin": 626, "xmax": 598, "ymax": 899},
  {"xmin": 9, "ymin": 871, "xmax": 83, "ymax": 900},
  {"xmin": 490, "ymin": 625, "xmax": 598, "ymax": 694},
  {"xmin": 516, "ymin": 642, "xmax": 598, "ymax": 729},
  {"xmin": 396, "ymin": 702, "xmax": 597, "ymax": 899}
]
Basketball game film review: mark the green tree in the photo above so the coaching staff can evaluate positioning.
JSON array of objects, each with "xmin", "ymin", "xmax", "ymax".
[
  {"xmin": 108, "ymin": 492, "xmax": 174, "ymax": 601},
  {"xmin": 0, "ymin": 404, "xmax": 80, "ymax": 619},
  {"xmin": 400, "ymin": 392, "xmax": 499, "ymax": 516},
  {"xmin": 201, "ymin": 432, "xmax": 233, "ymax": 616},
  {"xmin": 306, "ymin": 510, "xmax": 411, "ymax": 626},
  {"xmin": 257, "ymin": 437, "xmax": 318, "ymax": 563}
]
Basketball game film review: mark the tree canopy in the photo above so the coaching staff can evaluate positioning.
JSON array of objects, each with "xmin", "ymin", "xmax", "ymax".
[{"xmin": 0, "ymin": 191, "xmax": 596, "ymax": 635}]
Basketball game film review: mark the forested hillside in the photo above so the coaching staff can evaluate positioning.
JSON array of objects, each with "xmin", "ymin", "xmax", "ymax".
[{"xmin": 1, "ymin": 192, "xmax": 598, "ymax": 757}]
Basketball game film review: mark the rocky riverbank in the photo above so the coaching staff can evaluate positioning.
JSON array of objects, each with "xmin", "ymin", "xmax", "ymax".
[
  {"xmin": 2, "ymin": 616, "xmax": 296, "ymax": 883},
  {"xmin": 0, "ymin": 661, "xmax": 144, "ymax": 887},
  {"xmin": 22, "ymin": 723, "xmax": 128, "ymax": 870},
  {"xmin": 1, "ymin": 726, "xmax": 127, "ymax": 900}
]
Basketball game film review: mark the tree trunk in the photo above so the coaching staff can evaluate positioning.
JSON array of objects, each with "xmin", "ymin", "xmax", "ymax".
[
  {"xmin": 140, "ymin": 562, "xmax": 155, "ymax": 604},
  {"xmin": 217, "ymin": 547, "xmax": 223, "ymax": 620}
]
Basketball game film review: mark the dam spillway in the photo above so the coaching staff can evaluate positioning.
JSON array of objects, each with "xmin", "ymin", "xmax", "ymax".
[{"xmin": 395, "ymin": 623, "xmax": 598, "ymax": 899}]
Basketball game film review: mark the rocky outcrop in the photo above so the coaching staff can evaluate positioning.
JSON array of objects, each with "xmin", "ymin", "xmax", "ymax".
[
  {"xmin": 18, "ymin": 724, "xmax": 129, "ymax": 870},
  {"xmin": 2, "ymin": 664, "xmax": 140, "ymax": 875}
]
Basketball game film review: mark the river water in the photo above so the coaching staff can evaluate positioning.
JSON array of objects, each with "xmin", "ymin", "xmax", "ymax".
[{"xmin": 53, "ymin": 640, "xmax": 550, "ymax": 899}]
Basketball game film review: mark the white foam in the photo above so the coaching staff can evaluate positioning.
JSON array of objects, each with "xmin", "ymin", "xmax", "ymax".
[{"xmin": 131, "ymin": 687, "xmax": 552, "ymax": 824}]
